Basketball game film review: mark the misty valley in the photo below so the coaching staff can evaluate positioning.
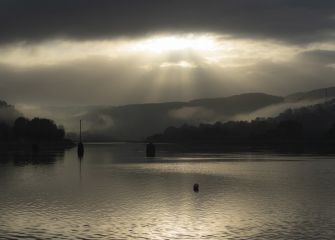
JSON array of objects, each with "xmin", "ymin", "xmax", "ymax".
[
  {"xmin": 1, "ymin": 2, "xmax": 335, "ymax": 238},
  {"xmin": 2, "ymin": 87, "xmax": 335, "ymax": 153},
  {"xmin": 1, "ymin": 87, "xmax": 335, "ymax": 238}
]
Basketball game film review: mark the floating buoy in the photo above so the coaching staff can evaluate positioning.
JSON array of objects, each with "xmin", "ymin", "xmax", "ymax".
[{"xmin": 193, "ymin": 183, "xmax": 199, "ymax": 192}]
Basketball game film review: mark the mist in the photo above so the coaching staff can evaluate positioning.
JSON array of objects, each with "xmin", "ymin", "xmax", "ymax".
[{"xmin": 14, "ymin": 90, "xmax": 332, "ymax": 141}]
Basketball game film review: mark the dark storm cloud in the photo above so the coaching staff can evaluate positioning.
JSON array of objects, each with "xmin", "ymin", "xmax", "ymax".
[
  {"xmin": 1, "ymin": 0, "xmax": 334, "ymax": 45},
  {"xmin": 297, "ymin": 50, "xmax": 335, "ymax": 64}
]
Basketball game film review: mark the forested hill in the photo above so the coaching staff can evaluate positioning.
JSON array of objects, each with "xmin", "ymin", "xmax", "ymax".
[{"xmin": 148, "ymin": 99, "xmax": 335, "ymax": 148}]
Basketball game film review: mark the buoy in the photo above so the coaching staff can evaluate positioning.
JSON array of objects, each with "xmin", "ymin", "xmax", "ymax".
[{"xmin": 193, "ymin": 183, "xmax": 199, "ymax": 192}]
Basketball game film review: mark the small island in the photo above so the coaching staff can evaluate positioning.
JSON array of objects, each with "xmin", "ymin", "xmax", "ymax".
[{"xmin": 0, "ymin": 116, "xmax": 74, "ymax": 151}]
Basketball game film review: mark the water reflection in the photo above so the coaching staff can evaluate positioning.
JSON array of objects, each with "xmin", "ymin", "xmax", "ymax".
[
  {"xmin": 78, "ymin": 156, "xmax": 83, "ymax": 182},
  {"xmin": 1, "ymin": 143, "xmax": 335, "ymax": 239},
  {"xmin": 0, "ymin": 148, "xmax": 66, "ymax": 166}
]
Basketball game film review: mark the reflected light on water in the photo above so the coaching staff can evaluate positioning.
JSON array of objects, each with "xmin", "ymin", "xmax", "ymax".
[{"xmin": 1, "ymin": 143, "xmax": 335, "ymax": 239}]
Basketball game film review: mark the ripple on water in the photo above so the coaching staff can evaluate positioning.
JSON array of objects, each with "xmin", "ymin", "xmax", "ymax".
[{"xmin": 2, "ymin": 147, "xmax": 335, "ymax": 239}]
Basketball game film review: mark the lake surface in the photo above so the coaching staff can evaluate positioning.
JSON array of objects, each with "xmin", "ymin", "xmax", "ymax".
[{"xmin": 1, "ymin": 143, "xmax": 335, "ymax": 239}]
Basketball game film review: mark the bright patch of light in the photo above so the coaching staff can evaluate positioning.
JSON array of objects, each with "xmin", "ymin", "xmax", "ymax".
[
  {"xmin": 0, "ymin": 34, "xmax": 303, "ymax": 67},
  {"xmin": 130, "ymin": 35, "xmax": 218, "ymax": 53},
  {"xmin": 160, "ymin": 61, "xmax": 197, "ymax": 68}
]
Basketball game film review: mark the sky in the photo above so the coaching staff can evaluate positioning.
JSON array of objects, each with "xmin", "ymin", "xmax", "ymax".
[{"xmin": 1, "ymin": 0, "xmax": 335, "ymax": 106}]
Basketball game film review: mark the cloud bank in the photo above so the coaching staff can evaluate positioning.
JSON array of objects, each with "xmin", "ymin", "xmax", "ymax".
[
  {"xmin": 0, "ymin": 0, "xmax": 334, "ymax": 107},
  {"xmin": 1, "ymin": 0, "xmax": 334, "ymax": 45}
]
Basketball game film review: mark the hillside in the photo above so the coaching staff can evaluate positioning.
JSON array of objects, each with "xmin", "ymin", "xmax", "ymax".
[
  {"xmin": 285, "ymin": 87, "xmax": 335, "ymax": 102},
  {"xmin": 148, "ymin": 99, "xmax": 335, "ymax": 151},
  {"xmin": 14, "ymin": 86, "xmax": 335, "ymax": 141},
  {"xmin": 82, "ymin": 93, "xmax": 284, "ymax": 140}
]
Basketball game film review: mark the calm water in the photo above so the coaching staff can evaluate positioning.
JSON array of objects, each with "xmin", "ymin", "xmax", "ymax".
[{"xmin": 1, "ymin": 143, "xmax": 335, "ymax": 239}]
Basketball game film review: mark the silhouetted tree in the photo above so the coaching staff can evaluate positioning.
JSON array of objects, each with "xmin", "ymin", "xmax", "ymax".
[
  {"xmin": 0, "ymin": 123, "xmax": 10, "ymax": 141},
  {"xmin": 13, "ymin": 117, "xmax": 30, "ymax": 140},
  {"xmin": 27, "ymin": 118, "xmax": 65, "ymax": 141},
  {"xmin": 276, "ymin": 120, "xmax": 303, "ymax": 139},
  {"xmin": 326, "ymin": 123, "xmax": 335, "ymax": 140},
  {"xmin": 0, "ymin": 117, "xmax": 66, "ymax": 143}
]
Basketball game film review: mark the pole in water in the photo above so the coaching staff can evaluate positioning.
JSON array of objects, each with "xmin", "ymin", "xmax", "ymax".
[{"xmin": 77, "ymin": 120, "xmax": 84, "ymax": 158}]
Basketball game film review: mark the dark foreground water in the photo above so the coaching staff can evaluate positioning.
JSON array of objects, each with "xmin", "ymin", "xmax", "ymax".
[{"xmin": 1, "ymin": 143, "xmax": 335, "ymax": 239}]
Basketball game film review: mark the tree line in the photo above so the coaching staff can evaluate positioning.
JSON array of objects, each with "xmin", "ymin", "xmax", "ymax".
[
  {"xmin": 0, "ymin": 117, "xmax": 66, "ymax": 143},
  {"xmin": 148, "ymin": 100, "xmax": 335, "ymax": 147}
]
